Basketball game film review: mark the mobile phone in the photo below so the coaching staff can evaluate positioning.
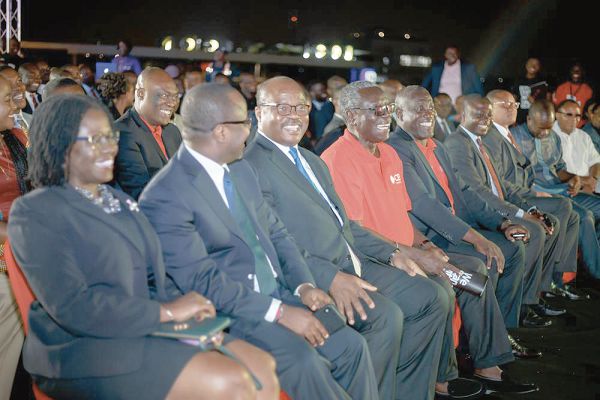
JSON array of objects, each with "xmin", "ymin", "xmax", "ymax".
[{"xmin": 314, "ymin": 304, "xmax": 347, "ymax": 334}]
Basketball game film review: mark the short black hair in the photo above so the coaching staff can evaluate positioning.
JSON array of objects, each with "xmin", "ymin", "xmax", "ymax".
[
  {"xmin": 97, "ymin": 72, "xmax": 129, "ymax": 101},
  {"xmin": 556, "ymin": 99, "xmax": 580, "ymax": 112},
  {"xmin": 42, "ymin": 78, "xmax": 83, "ymax": 101},
  {"xmin": 27, "ymin": 94, "xmax": 113, "ymax": 188}
]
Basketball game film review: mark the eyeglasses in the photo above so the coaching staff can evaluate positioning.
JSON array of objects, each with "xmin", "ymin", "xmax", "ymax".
[
  {"xmin": 75, "ymin": 130, "xmax": 120, "ymax": 146},
  {"xmin": 493, "ymin": 101, "xmax": 520, "ymax": 110},
  {"xmin": 350, "ymin": 103, "xmax": 396, "ymax": 116},
  {"xmin": 557, "ymin": 111, "xmax": 582, "ymax": 119},
  {"xmin": 260, "ymin": 103, "xmax": 311, "ymax": 116}
]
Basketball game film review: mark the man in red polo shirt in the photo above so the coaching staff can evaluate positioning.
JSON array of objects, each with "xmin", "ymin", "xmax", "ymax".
[
  {"xmin": 322, "ymin": 81, "xmax": 537, "ymax": 397},
  {"xmin": 114, "ymin": 67, "xmax": 182, "ymax": 199}
]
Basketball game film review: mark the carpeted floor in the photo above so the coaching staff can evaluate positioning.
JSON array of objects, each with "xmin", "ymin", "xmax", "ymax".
[{"xmin": 471, "ymin": 276, "xmax": 600, "ymax": 400}]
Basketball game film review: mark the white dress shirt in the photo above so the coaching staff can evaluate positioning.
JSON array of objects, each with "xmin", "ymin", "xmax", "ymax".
[
  {"xmin": 553, "ymin": 122, "xmax": 600, "ymax": 192},
  {"xmin": 439, "ymin": 60, "xmax": 462, "ymax": 104},
  {"xmin": 184, "ymin": 143, "xmax": 281, "ymax": 321},
  {"xmin": 259, "ymin": 131, "xmax": 363, "ymax": 276}
]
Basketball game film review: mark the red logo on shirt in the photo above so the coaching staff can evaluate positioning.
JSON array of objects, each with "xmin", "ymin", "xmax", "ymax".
[{"xmin": 389, "ymin": 173, "xmax": 402, "ymax": 184}]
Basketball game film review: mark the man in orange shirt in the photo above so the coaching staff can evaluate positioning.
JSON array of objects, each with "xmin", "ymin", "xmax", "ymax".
[
  {"xmin": 323, "ymin": 81, "xmax": 538, "ymax": 396},
  {"xmin": 553, "ymin": 63, "xmax": 593, "ymax": 128}
]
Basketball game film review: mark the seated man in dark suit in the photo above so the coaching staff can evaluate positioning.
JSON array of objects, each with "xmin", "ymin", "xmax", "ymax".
[
  {"xmin": 114, "ymin": 67, "xmax": 182, "ymax": 199},
  {"xmin": 444, "ymin": 94, "xmax": 561, "ymax": 327},
  {"xmin": 140, "ymin": 83, "xmax": 378, "ymax": 400},
  {"xmin": 433, "ymin": 92, "xmax": 456, "ymax": 142},
  {"xmin": 321, "ymin": 81, "xmax": 536, "ymax": 396},
  {"xmin": 484, "ymin": 90, "xmax": 581, "ymax": 300},
  {"xmin": 245, "ymin": 76, "xmax": 456, "ymax": 400},
  {"xmin": 389, "ymin": 87, "xmax": 538, "ymax": 341}
]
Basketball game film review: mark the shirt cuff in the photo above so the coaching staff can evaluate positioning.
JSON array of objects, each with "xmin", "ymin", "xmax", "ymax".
[
  {"xmin": 515, "ymin": 209, "xmax": 525, "ymax": 218},
  {"xmin": 294, "ymin": 282, "xmax": 315, "ymax": 297},
  {"xmin": 264, "ymin": 299, "xmax": 282, "ymax": 322}
]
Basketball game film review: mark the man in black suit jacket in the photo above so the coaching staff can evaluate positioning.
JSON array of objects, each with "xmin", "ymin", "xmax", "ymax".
[
  {"xmin": 444, "ymin": 94, "xmax": 562, "ymax": 326},
  {"xmin": 389, "ymin": 87, "xmax": 542, "ymax": 393},
  {"xmin": 140, "ymin": 83, "xmax": 378, "ymax": 400},
  {"xmin": 114, "ymin": 67, "xmax": 182, "ymax": 199},
  {"xmin": 484, "ymin": 90, "xmax": 580, "ymax": 299},
  {"xmin": 245, "ymin": 76, "xmax": 456, "ymax": 400},
  {"xmin": 18, "ymin": 63, "xmax": 42, "ymax": 115},
  {"xmin": 433, "ymin": 92, "xmax": 456, "ymax": 142}
]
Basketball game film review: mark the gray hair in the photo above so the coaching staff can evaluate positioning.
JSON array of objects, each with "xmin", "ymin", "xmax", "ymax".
[
  {"xmin": 181, "ymin": 82, "xmax": 241, "ymax": 138},
  {"xmin": 339, "ymin": 80, "xmax": 378, "ymax": 123}
]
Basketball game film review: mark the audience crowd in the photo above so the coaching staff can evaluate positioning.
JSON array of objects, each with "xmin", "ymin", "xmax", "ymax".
[{"xmin": 0, "ymin": 40, "xmax": 598, "ymax": 400}]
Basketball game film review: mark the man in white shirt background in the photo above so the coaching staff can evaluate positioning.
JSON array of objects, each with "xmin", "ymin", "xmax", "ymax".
[{"xmin": 553, "ymin": 100, "xmax": 600, "ymax": 194}]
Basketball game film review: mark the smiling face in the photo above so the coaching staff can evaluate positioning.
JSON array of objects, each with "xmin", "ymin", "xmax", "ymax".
[
  {"xmin": 256, "ymin": 79, "xmax": 310, "ymax": 147},
  {"xmin": 397, "ymin": 88, "xmax": 436, "ymax": 140},
  {"xmin": 136, "ymin": 70, "xmax": 179, "ymax": 126},
  {"xmin": 0, "ymin": 78, "xmax": 16, "ymax": 130},
  {"xmin": 462, "ymin": 97, "xmax": 493, "ymax": 136},
  {"xmin": 346, "ymin": 86, "xmax": 392, "ymax": 144},
  {"xmin": 0, "ymin": 68, "xmax": 27, "ymax": 111},
  {"xmin": 20, "ymin": 65, "xmax": 42, "ymax": 93},
  {"xmin": 444, "ymin": 47, "xmax": 460, "ymax": 65},
  {"xmin": 66, "ymin": 108, "xmax": 118, "ymax": 190}
]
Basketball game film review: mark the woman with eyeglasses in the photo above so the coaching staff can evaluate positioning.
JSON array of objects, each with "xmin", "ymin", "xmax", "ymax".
[
  {"xmin": 7, "ymin": 95, "xmax": 279, "ymax": 400},
  {"xmin": 0, "ymin": 74, "xmax": 29, "ymax": 400}
]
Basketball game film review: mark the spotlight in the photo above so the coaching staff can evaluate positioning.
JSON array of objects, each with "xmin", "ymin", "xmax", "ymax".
[
  {"xmin": 207, "ymin": 39, "xmax": 220, "ymax": 52},
  {"xmin": 162, "ymin": 36, "xmax": 173, "ymax": 51},
  {"xmin": 378, "ymin": 31, "xmax": 385, "ymax": 38},
  {"xmin": 315, "ymin": 44, "xmax": 327, "ymax": 59},
  {"xmin": 343, "ymin": 45, "xmax": 354, "ymax": 61},
  {"xmin": 331, "ymin": 45, "xmax": 342, "ymax": 60},
  {"xmin": 181, "ymin": 36, "xmax": 196, "ymax": 52},
  {"xmin": 404, "ymin": 33, "xmax": 411, "ymax": 40}
]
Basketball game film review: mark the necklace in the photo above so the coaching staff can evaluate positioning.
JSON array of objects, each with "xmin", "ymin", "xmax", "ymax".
[{"xmin": 74, "ymin": 184, "xmax": 122, "ymax": 214}]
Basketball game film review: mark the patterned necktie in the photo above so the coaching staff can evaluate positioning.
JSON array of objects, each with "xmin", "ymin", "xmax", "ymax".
[
  {"xmin": 289, "ymin": 147, "xmax": 319, "ymax": 191},
  {"xmin": 476, "ymin": 138, "xmax": 504, "ymax": 200},
  {"xmin": 223, "ymin": 170, "xmax": 278, "ymax": 297},
  {"xmin": 506, "ymin": 131, "xmax": 521, "ymax": 153}
]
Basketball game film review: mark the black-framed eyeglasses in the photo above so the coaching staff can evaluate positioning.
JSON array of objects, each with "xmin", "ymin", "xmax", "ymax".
[
  {"xmin": 260, "ymin": 103, "xmax": 311, "ymax": 116},
  {"xmin": 557, "ymin": 111, "xmax": 582, "ymax": 118},
  {"xmin": 75, "ymin": 130, "xmax": 120, "ymax": 146},
  {"xmin": 349, "ymin": 103, "xmax": 396, "ymax": 117},
  {"xmin": 493, "ymin": 101, "xmax": 520, "ymax": 110}
]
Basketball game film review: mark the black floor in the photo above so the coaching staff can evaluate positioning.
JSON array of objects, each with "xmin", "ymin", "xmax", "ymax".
[{"xmin": 473, "ymin": 276, "xmax": 600, "ymax": 400}]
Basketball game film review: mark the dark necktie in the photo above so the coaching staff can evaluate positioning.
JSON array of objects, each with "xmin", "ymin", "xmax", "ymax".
[
  {"xmin": 31, "ymin": 93, "xmax": 38, "ymax": 108},
  {"xmin": 223, "ymin": 170, "xmax": 278, "ymax": 297},
  {"xmin": 476, "ymin": 138, "xmax": 504, "ymax": 200}
]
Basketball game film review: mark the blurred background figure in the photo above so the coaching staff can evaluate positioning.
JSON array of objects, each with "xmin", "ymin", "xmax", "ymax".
[
  {"xmin": 512, "ymin": 57, "xmax": 551, "ymax": 124},
  {"xmin": 79, "ymin": 64, "xmax": 100, "ymax": 99},
  {"xmin": 97, "ymin": 72, "xmax": 135, "ymax": 120},
  {"xmin": 18, "ymin": 63, "xmax": 42, "ymax": 115},
  {"xmin": 554, "ymin": 63, "xmax": 593, "ymax": 128},
  {"xmin": 113, "ymin": 39, "xmax": 142, "ymax": 75},
  {"xmin": 433, "ymin": 92, "xmax": 456, "ymax": 142},
  {"xmin": 307, "ymin": 80, "xmax": 334, "ymax": 144}
]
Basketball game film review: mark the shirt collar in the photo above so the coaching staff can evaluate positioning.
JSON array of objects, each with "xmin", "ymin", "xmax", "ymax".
[
  {"xmin": 415, "ymin": 137, "xmax": 437, "ymax": 153},
  {"xmin": 552, "ymin": 121, "xmax": 576, "ymax": 138},
  {"xmin": 139, "ymin": 114, "xmax": 163, "ymax": 135},
  {"xmin": 492, "ymin": 122, "xmax": 510, "ymax": 139},
  {"xmin": 184, "ymin": 143, "xmax": 229, "ymax": 175},
  {"xmin": 258, "ymin": 130, "xmax": 300, "ymax": 156},
  {"xmin": 460, "ymin": 125, "xmax": 481, "ymax": 145}
]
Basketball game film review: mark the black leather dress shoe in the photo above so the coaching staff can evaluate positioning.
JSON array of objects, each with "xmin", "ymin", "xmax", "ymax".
[
  {"xmin": 508, "ymin": 334, "xmax": 542, "ymax": 359},
  {"xmin": 545, "ymin": 283, "xmax": 590, "ymax": 301},
  {"xmin": 473, "ymin": 372, "xmax": 539, "ymax": 394},
  {"xmin": 520, "ymin": 309, "xmax": 552, "ymax": 328},
  {"xmin": 435, "ymin": 377, "xmax": 485, "ymax": 399},
  {"xmin": 531, "ymin": 298, "xmax": 566, "ymax": 317}
]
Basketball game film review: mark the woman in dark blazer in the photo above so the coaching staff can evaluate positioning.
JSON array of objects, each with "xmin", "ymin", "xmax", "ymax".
[{"xmin": 7, "ymin": 94, "xmax": 278, "ymax": 400}]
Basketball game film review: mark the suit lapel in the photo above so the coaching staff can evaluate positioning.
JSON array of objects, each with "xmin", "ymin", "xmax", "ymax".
[
  {"xmin": 130, "ymin": 109, "xmax": 169, "ymax": 164},
  {"xmin": 176, "ymin": 146, "xmax": 245, "ymax": 240},
  {"xmin": 257, "ymin": 136, "xmax": 335, "ymax": 214},
  {"xmin": 53, "ymin": 186, "xmax": 147, "ymax": 258}
]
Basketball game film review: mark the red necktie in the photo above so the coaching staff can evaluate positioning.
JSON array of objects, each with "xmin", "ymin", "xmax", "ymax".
[
  {"xmin": 506, "ymin": 131, "xmax": 521, "ymax": 153},
  {"xmin": 31, "ymin": 93, "xmax": 38, "ymax": 108},
  {"xmin": 476, "ymin": 138, "xmax": 504, "ymax": 200}
]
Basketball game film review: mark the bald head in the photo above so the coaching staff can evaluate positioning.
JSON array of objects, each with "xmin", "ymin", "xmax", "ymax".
[
  {"xmin": 395, "ymin": 85, "xmax": 428, "ymax": 111},
  {"xmin": 135, "ymin": 67, "xmax": 179, "ymax": 126},
  {"xmin": 327, "ymin": 75, "xmax": 348, "ymax": 97},
  {"xmin": 181, "ymin": 82, "xmax": 247, "ymax": 138},
  {"xmin": 529, "ymin": 99, "xmax": 554, "ymax": 120},
  {"xmin": 256, "ymin": 76, "xmax": 306, "ymax": 104},
  {"xmin": 42, "ymin": 78, "xmax": 85, "ymax": 101}
]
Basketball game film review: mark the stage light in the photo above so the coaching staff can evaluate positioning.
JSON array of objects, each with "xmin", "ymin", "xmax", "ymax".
[
  {"xmin": 378, "ymin": 31, "xmax": 385, "ymax": 38},
  {"xmin": 183, "ymin": 37, "xmax": 196, "ymax": 51},
  {"xmin": 303, "ymin": 51, "xmax": 310, "ymax": 59},
  {"xmin": 343, "ymin": 45, "xmax": 354, "ymax": 61},
  {"xmin": 207, "ymin": 39, "xmax": 220, "ymax": 52},
  {"xmin": 353, "ymin": 32, "xmax": 360, "ymax": 38},
  {"xmin": 315, "ymin": 44, "xmax": 327, "ymax": 59},
  {"xmin": 404, "ymin": 33, "xmax": 411, "ymax": 39},
  {"xmin": 331, "ymin": 45, "xmax": 342, "ymax": 60},
  {"xmin": 162, "ymin": 36, "xmax": 173, "ymax": 51}
]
